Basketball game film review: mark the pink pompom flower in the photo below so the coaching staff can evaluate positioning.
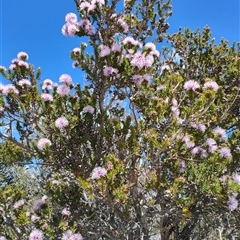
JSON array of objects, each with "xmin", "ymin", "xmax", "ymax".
[
  {"xmin": 213, "ymin": 126, "xmax": 227, "ymax": 140},
  {"xmin": 73, "ymin": 47, "xmax": 81, "ymax": 54},
  {"xmin": 31, "ymin": 214, "xmax": 40, "ymax": 222},
  {"xmin": 41, "ymin": 93, "xmax": 53, "ymax": 102},
  {"xmin": 122, "ymin": 37, "xmax": 141, "ymax": 47},
  {"xmin": 2, "ymin": 84, "xmax": 19, "ymax": 95},
  {"xmin": 18, "ymin": 60, "xmax": 29, "ymax": 68},
  {"xmin": 18, "ymin": 79, "xmax": 31, "ymax": 87},
  {"xmin": 29, "ymin": 229, "xmax": 43, "ymax": 240},
  {"xmin": 37, "ymin": 138, "xmax": 51, "ymax": 151},
  {"xmin": 13, "ymin": 199, "xmax": 25, "ymax": 209},
  {"xmin": 57, "ymin": 85, "xmax": 70, "ymax": 96},
  {"xmin": 206, "ymin": 138, "xmax": 218, "ymax": 153},
  {"xmin": 132, "ymin": 75, "xmax": 143, "ymax": 87},
  {"xmin": 91, "ymin": 167, "xmax": 107, "ymax": 180},
  {"xmin": 103, "ymin": 66, "xmax": 119, "ymax": 77},
  {"xmin": 62, "ymin": 208, "xmax": 71, "ymax": 216},
  {"xmin": 55, "ymin": 116, "xmax": 69, "ymax": 129},
  {"xmin": 99, "ymin": 45, "xmax": 111, "ymax": 57},
  {"xmin": 130, "ymin": 52, "xmax": 154, "ymax": 69},
  {"xmin": 65, "ymin": 13, "xmax": 78, "ymax": 24},
  {"xmin": 228, "ymin": 196, "xmax": 238, "ymax": 211},
  {"xmin": 17, "ymin": 51, "xmax": 29, "ymax": 61},
  {"xmin": 219, "ymin": 147, "xmax": 232, "ymax": 158},
  {"xmin": 79, "ymin": 19, "xmax": 95, "ymax": 35},
  {"xmin": 62, "ymin": 230, "xmax": 73, "ymax": 240},
  {"xmin": 183, "ymin": 80, "xmax": 200, "ymax": 91},
  {"xmin": 59, "ymin": 74, "xmax": 72, "ymax": 86},
  {"xmin": 33, "ymin": 199, "xmax": 45, "ymax": 211},
  {"xmin": 111, "ymin": 43, "xmax": 121, "ymax": 52},
  {"xmin": 83, "ymin": 105, "xmax": 94, "ymax": 114},
  {"xmin": 117, "ymin": 18, "xmax": 129, "ymax": 33},
  {"xmin": 233, "ymin": 174, "xmax": 240, "ymax": 185},
  {"xmin": 203, "ymin": 80, "xmax": 219, "ymax": 91},
  {"xmin": 62, "ymin": 23, "xmax": 78, "ymax": 37},
  {"xmin": 42, "ymin": 79, "xmax": 53, "ymax": 90}
]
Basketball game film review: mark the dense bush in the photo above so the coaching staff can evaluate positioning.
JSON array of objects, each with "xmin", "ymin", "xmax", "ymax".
[{"xmin": 0, "ymin": 0, "xmax": 239, "ymax": 239}]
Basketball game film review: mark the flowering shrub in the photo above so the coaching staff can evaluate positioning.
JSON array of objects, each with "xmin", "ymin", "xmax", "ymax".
[{"xmin": 0, "ymin": 0, "xmax": 239, "ymax": 239}]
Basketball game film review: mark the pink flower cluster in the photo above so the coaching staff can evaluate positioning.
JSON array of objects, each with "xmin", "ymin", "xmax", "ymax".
[
  {"xmin": 59, "ymin": 74, "xmax": 73, "ymax": 86},
  {"xmin": 9, "ymin": 56, "xmax": 29, "ymax": 69},
  {"xmin": 132, "ymin": 74, "xmax": 150, "ymax": 87},
  {"xmin": 41, "ymin": 93, "xmax": 53, "ymax": 102},
  {"xmin": 17, "ymin": 79, "xmax": 31, "ymax": 87},
  {"xmin": 233, "ymin": 174, "xmax": 240, "ymax": 185},
  {"xmin": 103, "ymin": 66, "xmax": 119, "ymax": 77},
  {"xmin": 0, "ymin": 84, "xmax": 19, "ymax": 95},
  {"xmin": 79, "ymin": 0, "xmax": 104, "ymax": 14},
  {"xmin": 78, "ymin": 19, "xmax": 95, "ymax": 35},
  {"xmin": 123, "ymin": 37, "xmax": 142, "ymax": 47},
  {"xmin": 62, "ymin": 13, "xmax": 79, "ymax": 37},
  {"xmin": 179, "ymin": 160, "xmax": 186, "ymax": 172},
  {"xmin": 112, "ymin": 43, "xmax": 121, "ymax": 52},
  {"xmin": 29, "ymin": 229, "xmax": 43, "ymax": 240},
  {"xmin": 57, "ymin": 73, "xmax": 73, "ymax": 96},
  {"xmin": 73, "ymin": 47, "xmax": 81, "ymax": 54},
  {"xmin": 170, "ymin": 98, "xmax": 180, "ymax": 119},
  {"xmin": 206, "ymin": 138, "xmax": 218, "ymax": 153},
  {"xmin": 91, "ymin": 166, "xmax": 107, "ymax": 180},
  {"xmin": 83, "ymin": 105, "xmax": 95, "ymax": 114},
  {"xmin": 62, "ymin": 12, "xmax": 95, "ymax": 36},
  {"xmin": 98, "ymin": 42, "xmax": 121, "ymax": 58},
  {"xmin": 132, "ymin": 75, "xmax": 143, "ymax": 86},
  {"xmin": 62, "ymin": 230, "xmax": 83, "ymax": 240},
  {"xmin": 180, "ymin": 134, "xmax": 195, "ymax": 149},
  {"xmin": 17, "ymin": 51, "xmax": 29, "ymax": 61},
  {"xmin": 37, "ymin": 138, "xmax": 52, "ymax": 151},
  {"xmin": 144, "ymin": 42, "xmax": 160, "ymax": 57},
  {"xmin": 122, "ymin": 38, "xmax": 160, "ymax": 70},
  {"xmin": 229, "ymin": 195, "xmax": 238, "ymax": 211},
  {"xmin": 218, "ymin": 147, "xmax": 232, "ymax": 158},
  {"xmin": 33, "ymin": 198, "xmax": 45, "ymax": 211},
  {"xmin": 129, "ymin": 51, "xmax": 154, "ymax": 69},
  {"xmin": 183, "ymin": 80, "xmax": 200, "ymax": 91},
  {"xmin": 13, "ymin": 199, "xmax": 25, "ymax": 209},
  {"xmin": 31, "ymin": 214, "xmax": 40, "ymax": 222},
  {"xmin": 42, "ymin": 79, "xmax": 53, "ymax": 90},
  {"xmin": 213, "ymin": 126, "xmax": 227, "ymax": 140},
  {"xmin": 191, "ymin": 146, "xmax": 207, "ymax": 159},
  {"xmin": 117, "ymin": 17, "xmax": 129, "ymax": 33},
  {"xmin": 191, "ymin": 122, "xmax": 206, "ymax": 132},
  {"xmin": 203, "ymin": 80, "xmax": 219, "ymax": 91},
  {"xmin": 79, "ymin": 1, "xmax": 96, "ymax": 13},
  {"xmin": 99, "ymin": 44, "xmax": 111, "ymax": 57},
  {"xmin": 62, "ymin": 208, "xmax": 71, "ymax": 216},
  {"xmin": 57, "ymin": 84, "xmax": 70, "ymax": 96},
  {"xmin": 171, "ymin": 106, "xmax": 180, "ymax": 119},
  {"xmin": 55, "ymin": 116, "xmax": 69, "ymax": 129}
]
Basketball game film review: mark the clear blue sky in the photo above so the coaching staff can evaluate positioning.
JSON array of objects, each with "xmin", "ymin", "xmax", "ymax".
[{"xmin": 0, "ymin": 0, "xmax": 239, "ymax": 85}]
